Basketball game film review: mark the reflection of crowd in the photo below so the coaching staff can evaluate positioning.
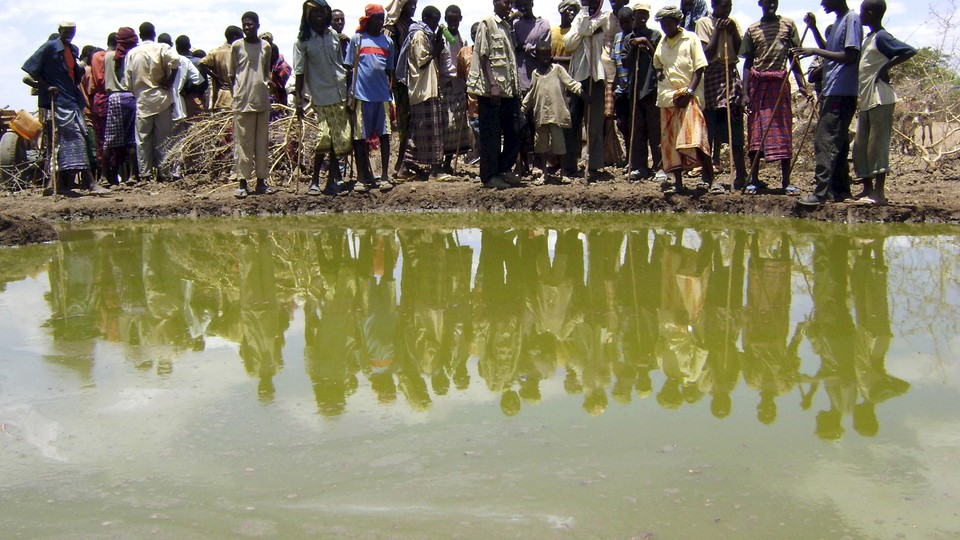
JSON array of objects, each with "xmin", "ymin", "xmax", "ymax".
[{"xmin": 40, "ymin": 223, "xmax": 908, "ymax": 438}]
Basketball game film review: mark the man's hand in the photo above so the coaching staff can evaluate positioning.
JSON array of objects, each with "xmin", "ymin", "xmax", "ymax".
[
  {"xmin": 490, "ymin": 83, "xmax": 502, "ymax": 105},
  {"xmin": 717, "ymin": 18, "xmax": 732, "ymax": 33},
  {"xmin": 803, "ymin": 12, "xmax": 817, "ymax": 28},
  {"xmin": 673, "ymin": 88, "xmax": 692, "ymax": 108},
  {"xmin": 295, "ymin": 95, "xmax": 305, "ymax": 119},
  {"xmin": 47, "ymin": 86, "xmax": 59, "ymax": 96},
  {"xmin": 631, "ymin": 36, "xmax": 652, "ymax": 52},
  {"xmin": 877, "ymin": 64, "xmax": 891, "ymax": 84},
  {"xmin": 791, "ymin": 47, "xmax": 815, "ymax": 59}
]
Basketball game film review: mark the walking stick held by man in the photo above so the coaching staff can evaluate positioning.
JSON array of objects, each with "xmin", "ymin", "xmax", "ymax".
[
  {"xmin": 49, "ymin": 88, "xmax": 59, "ymax": 199},
  {"xmin": 723, "ymin": 39, "xmax": 736, "ymax": 187}
]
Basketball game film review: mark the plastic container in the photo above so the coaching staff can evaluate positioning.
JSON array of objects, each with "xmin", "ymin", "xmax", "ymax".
[{"xmin": 9, "ymin": 110, "xmax": 42, "ymax": 141}]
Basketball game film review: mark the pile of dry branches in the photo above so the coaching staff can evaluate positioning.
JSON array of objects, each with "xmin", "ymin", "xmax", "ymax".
[{"xmin": 163, "ymin": 104, "xmax": 320, "ymax": 186}]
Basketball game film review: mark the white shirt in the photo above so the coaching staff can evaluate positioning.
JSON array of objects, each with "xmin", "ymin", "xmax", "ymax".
[{"xmin": 562, "ymin": 7, "xmax": 610, "ymax": 83}]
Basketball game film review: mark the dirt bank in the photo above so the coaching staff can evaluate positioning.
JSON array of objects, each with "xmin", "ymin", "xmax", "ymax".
[{"xmin": 1, "ymin": 157, "xmax": 958, "ymax": 245}]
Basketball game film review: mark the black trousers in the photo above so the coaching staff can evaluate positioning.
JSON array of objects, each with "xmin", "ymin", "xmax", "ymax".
[
  {"xmin": 813, "ymin": 95, "xmax": 857, "ymax": 199},
  {"xmin": 477, "ymin": 96, "xmax": 522, "ymax": 184}
]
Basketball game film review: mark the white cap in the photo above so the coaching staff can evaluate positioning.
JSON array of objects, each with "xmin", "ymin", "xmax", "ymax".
[{"xmin": 59, "ymin": 20, "xmax": 76, "ymax": 28}]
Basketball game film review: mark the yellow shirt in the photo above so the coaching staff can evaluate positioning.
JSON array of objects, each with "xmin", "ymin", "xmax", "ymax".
[
  {"xmin": 407, "ymin": 29, "xmax": 440, "ymax": 105},
  {"xmin": 653, "ymin": 30, "xmax": 708, "ymax": 108}
]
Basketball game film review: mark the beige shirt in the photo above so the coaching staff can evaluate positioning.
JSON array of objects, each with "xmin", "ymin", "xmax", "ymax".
[
  {"xmin": 103, "ymin": 51, "xmax": 125, "ymax": 92},
  {"xmin": 695, "ymin": 16, "xmax": 742, "ymax": 64},
  {"xmin": 653, "ymin": 30, "xmax": 709, "ymax": 108},
  {"xmin": 521, "ymin": 64, "xmax": 582, "ymax": 128},
  {"xmin": 563, "ymin": 7, "xmax": 609, "ymax": 82},
  {"xmin": 466, "ymin": 15, "xmax": 520, "ymax": 99},
  {"xmin": 601, "ymin": 12, "xmax": 621, "ymax": 83},
  {"xmin": 124, "ymin": 39, "xmax": 179, "ymax": 117},
  {"xmin": 229, "ymin": 39, "xmax": 272, "ymax": 113},
  {"xmin": 199, "ymin": 42, "xmax": 233, "ymax": 110},
  {"xmin": 407, "ymin": 29, "xmax": 440, "ymax": 105}
]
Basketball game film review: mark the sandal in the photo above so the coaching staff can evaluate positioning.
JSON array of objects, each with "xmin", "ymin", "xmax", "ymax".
[
  {"xmin": 254, "ymin": 182, "xmax": 274, "ymax": 195},
  {"xmin": 234, "ymin": 188, "xmax": 248, "ymax": 199},
  {"xmin": 307, "ymin": 184, "xmax": 322, "ymax": 196},
  {"xmin": 710, "ymin": 184, "xmax": 726, "ymax": 194},
  {"xmin": 784, "ymin": 185, "xmax": 799, "ymax": 195},
  {"xmin": 662, "ymin": 185, "xmax": 678, "ymax": 195},
  {"xmin": 695, "ymin": 181, "xmax": 710, "ymax": 190},
  {"xmin": 744, "ymin": 184, "xmax": 760, "ymax": 195}
]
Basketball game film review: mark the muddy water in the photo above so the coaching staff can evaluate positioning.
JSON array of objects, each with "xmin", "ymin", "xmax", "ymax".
[{"xmin": 1, "ymin": 214, "xmax": 958, "ymax": 538}]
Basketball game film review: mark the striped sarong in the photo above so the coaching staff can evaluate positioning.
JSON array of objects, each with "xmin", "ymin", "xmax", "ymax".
[
  {"xmin": 104, "ymin": 92, "xmax": 137, "ymax": 150},
  {"xmin": 660, "ymin": 101, "xmax": 711, "ymax": 172},
  {"xmin": 91, "ymin": 92, "xmax": 109, "ymax": 160},
  {"xmin": 405, "ymin": 97, "xmax": 444, "ymax": 166},
  {"xmin": 747, "ymin": 69, "xmax": 792, "ymax": 161}
]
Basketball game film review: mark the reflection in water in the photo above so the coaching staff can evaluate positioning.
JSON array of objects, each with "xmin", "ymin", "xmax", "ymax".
[{"xmin": 31, "ymin": 221, "xmax": 925, "ymax": 436}]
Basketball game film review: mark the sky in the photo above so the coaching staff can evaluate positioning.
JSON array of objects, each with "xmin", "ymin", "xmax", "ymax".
[{"xmin": 1, "ymin": 0, "xmax": 941, "ymax": 113}]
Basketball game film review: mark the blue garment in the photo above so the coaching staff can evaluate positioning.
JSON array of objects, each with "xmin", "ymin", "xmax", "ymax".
[
  {"xmin": 345, "ymin": 33, "xmax": 395, "ymax": 103},
  {"xmin": 22, "ymin": 38, "xmax": 86, "ymax": 111},
  {"xmin": 822, "ymin": 9, "xmax": 863, "ymax": 97},
  {"xmin": 612, "ymin": 32, "xmax": 629, "ymax": 95},
  {"xmin": 873, "ymin": 29, "xmax": 915, "ymax": 58}
]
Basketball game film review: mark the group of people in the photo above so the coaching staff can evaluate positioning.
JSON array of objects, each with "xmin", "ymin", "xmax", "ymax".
[{"xmin": 22, "ymin": 0, "xmax": 915, "ymax": 205}]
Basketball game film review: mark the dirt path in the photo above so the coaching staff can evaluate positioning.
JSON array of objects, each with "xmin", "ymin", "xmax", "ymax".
[{"xmin": 2, "ymin": 158, "xmax": 958, "ymax": 245}]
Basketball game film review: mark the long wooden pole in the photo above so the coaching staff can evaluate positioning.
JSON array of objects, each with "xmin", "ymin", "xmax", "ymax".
[
  {"xmin": 627, "ymin": 45, "xmax": 642, "ymax": 174},
  {"xmin": 723, "ymin": 39, "xmax": 735, "ymax": 186}
]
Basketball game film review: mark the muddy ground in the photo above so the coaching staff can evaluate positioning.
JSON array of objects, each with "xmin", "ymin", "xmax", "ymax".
[{"xmin": 2, "ymin": 155, "xmax": 959, "ymax": 245}]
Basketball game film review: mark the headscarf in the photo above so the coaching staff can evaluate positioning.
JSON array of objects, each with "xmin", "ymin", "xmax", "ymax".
[
  {"xmin": 394, "ymin": 20, "xmax": 434, "ymax": 85},
  {"xmin": 358, "ymin": 4, "xmax": 386, "ymax": 33},
  {"xmin": 680, "ymin": 0, "xmax": 708, "ymax": 31},
  {"xmin": 558, "ymin": 0, "xmax": 580, "ymax": 13},
  {"xmin": 259, "ymin": 32, "xmax": 274, "ymax": 42},
  {"xmin": 299, "ymin": 0, "xmax": 331, "ymax": 41},
  {"xmin": 384, "ymin": 0, "xmax": 409, "ymax": 28},
  {"xmin": 114, "ymin": 27, "xmax": 138, "ymax": 61},
  {"xmin": 655, "ymin": 6, "xmax": 684, "ymax": 22}
]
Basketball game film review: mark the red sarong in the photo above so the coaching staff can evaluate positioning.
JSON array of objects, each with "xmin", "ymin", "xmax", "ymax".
[{"xmin": 747, "ymin": 69, "xmax": 792, "ymax": 161}]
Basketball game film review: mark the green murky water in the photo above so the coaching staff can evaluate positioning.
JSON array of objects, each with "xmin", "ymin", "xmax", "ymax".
[{"xmin": 1, "ymin": 214, "xmax": 958, "ymax": 538}]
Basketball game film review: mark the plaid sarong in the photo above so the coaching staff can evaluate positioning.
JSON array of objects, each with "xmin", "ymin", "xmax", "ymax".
[
  {"xmin": 442, "ymin": 86, "xmax": 469, "ymax": 154},
  {"xmin": 661, "ymin": 101, "xmax": 710, "ymax": 172},
  {"xmin": 747, "ymin": 69, "xmax": 792, "ymax": 161},
  {"xmin": 405, "ymin": 97, "xmax": 444, "ymax": 166},
  {"xmin": 702, "ymin": 62, "xmax": 743, "ymax": 111},
  {"xmin": 103, "ymin": 92, "xmax": 137, "ymax": 150},
  {"xmin": 54, "ymin": 105, "xmax": 90, "ymax": 171}
]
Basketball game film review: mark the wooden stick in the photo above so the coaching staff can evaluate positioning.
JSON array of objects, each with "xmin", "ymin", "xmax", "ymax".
[
  {"xmin": 790, "ymin": 96, "xmax": 818, "ymax": 177},
  {"xmin": 723, "ymin": 40, "xmax": 736, "ymax": 186},
  {"xmin": 50, "ymin": 93, "xmax": 58, "ymax": 199},
  {"xmin": 627, "ymin": 44, "xmax": 642, "ymax": 174}
]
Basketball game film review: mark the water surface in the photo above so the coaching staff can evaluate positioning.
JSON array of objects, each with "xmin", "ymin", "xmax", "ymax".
[{"xmin": 1, "ymin": 214, "xmax": 958, "ymax": 538}]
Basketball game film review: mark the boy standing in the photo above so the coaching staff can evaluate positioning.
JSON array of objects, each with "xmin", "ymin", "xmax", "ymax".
[
  {"xmin": 852, "ymin": 0, "xmax": 916, "ymax": 205},
  {"xmin": 230, "ymin": 12, "xmax": 273, "ymax": 198},
  {"xmin": 346, "ymin": 4, "xmax": 396, "ymax": 192},
  {"xmin": 740, "ymin": 0, "xmax": 807, "ymax": 193},
  {"xmin": 621, "ymin": 2, "xmax": 662, "ymax": 180},
  {"xmin": 696, "ymin": 0, "xmax": 747, "ymax": 186},
  {"xmin": 521, "ymin": 42, "xmax": 582, "ymax": 183},
  {"xmin": 653, "ymin": 5, "xmax": 716, "ymax": 194},
  {"xmin": 793, "ymin": 0, "xmax": 863, "ymax": 206}
]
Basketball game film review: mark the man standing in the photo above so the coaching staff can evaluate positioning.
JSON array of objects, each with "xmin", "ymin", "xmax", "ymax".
[
  {"xmin": 125, "ymin": 21, "xmax": 180, "ymax": 182},
  {"xmin": 332, "ymin": 8, "xmax": 351, "ymax": 55},
  {"xmin": 23, "ymin": 22, "xmax": 101, "ymax": 195},
  {"xmin": 397, "ymin": 6, "xmax": 449, "ymax": 180},
  {"xmin": 231, "ymin": 12, "xmax": 274, "ymax": 198},
  {"xmin": 562, "ymin": 0, "xmax": 610, "ymax": 181},
  {"xmin": 440, "ymin": 4, "xmax": 470, "ymax": 172},
  {"xmin": 621, "ymin": 2, "xmax": 662, "ymax": 180},
  {"xmin": 175, "ymin": 35, "xmax": 208, "ymax": 118},
  {"xmin": 295, "ymin": 0, "xmax": 353, "ymax": 195},
  {"xmin": 199, "ymin": 26, "xmax": 244, "ymax": 111},
  {"xmin": 467, "ymin": 0, "xmax": 523, "ymax": 189},
  {"xmin": 794, "ymin": 0, "xmax": 862, "ymax": 206}
]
